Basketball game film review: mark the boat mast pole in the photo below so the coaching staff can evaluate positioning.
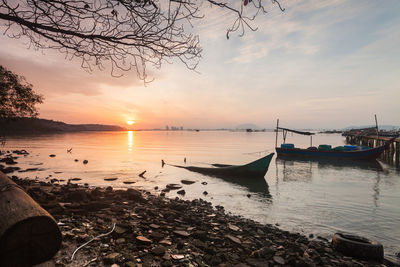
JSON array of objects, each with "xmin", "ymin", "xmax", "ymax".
[
  {"xmin": 275, "ymin": 119, "xmax": 279, "ymax": 148},
  {"xmin": 375, "ymin": 114, "xmax": 379, "ymax": 139}
]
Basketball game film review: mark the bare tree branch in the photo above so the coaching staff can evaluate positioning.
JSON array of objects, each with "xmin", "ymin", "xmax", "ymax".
[{"xmin": 0, "ymin": 0, "xmax": 284, "ymax": 81}]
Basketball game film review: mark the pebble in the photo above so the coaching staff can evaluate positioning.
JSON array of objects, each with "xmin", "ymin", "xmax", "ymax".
[
  {"xmin": 177, "ymin": 189, "xmax": 186, "ymax": 195},
  {"xmin": 152, "ymin": 246, "xmax": 166, "ymax": 256},
  {"xmin": 228, "ymin": 223, "xmax": 240, "ymax": 232},
  {"xmin": 181, "ymin": 180, "xmax": 195, "ymax": 185},
  {"xmin": 166, "ymin": 184, "xmax": 182, "ymax": 190},
  {"xmin": 150, "ymin": 224, "xmax": 160, "ymax": 229},
  {"xmin": 104, "ymin": 177, "xmax": 118, "ymax": 181},
  {"xmin": 174, "ymin": 230, "xmax": 190, "ymax": 237},
  {"xmin": 273, "ymin": 255, "xmax": 285, "ymax": 265},
  {"xmin": 171, "ymin": 254, "xmax": 185, "ymax": 260},
  {"xmin": 226, "ymin": 234, "xmax": 241, "ymax": 244},
  {"xmin": 104, "ymin": 252, "xmax": 120, "ymax": 264},
  {"xmin": 115, "ymin": 238, "xmax": 125, "ymax": 244},
  {"xmin": 136, "ymin": 236, "xmax": 152, "ymax": 244}
]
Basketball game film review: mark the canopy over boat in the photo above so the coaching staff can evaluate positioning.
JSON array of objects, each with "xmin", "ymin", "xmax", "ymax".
[{"xmin": 277, "ymin": 127, "xmax": 315, "ymax": 136}]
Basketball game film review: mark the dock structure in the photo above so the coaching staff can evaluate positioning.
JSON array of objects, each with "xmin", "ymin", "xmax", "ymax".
[{"xmin": 344, "ymin": 134, "xmax": 400, "ymax": 166}]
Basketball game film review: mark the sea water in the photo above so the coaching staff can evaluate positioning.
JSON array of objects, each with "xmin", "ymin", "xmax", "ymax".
[{"xmin": 3, "ymin": 131, "xmax": 400, "ymax": 255}]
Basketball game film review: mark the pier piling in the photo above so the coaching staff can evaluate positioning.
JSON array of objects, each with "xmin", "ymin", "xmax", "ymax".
[{"xmin": 343, "ymin": 134, "xmax": 400, "ymax": 166}]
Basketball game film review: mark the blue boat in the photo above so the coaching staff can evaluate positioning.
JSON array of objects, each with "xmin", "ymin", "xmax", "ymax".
[{"xmin": 274, "ymin": 120, "xmax": 394, "ymax": 160}]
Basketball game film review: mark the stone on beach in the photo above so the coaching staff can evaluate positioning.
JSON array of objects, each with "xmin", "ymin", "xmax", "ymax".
[
  {"xmin": 177, "ymin": 189, "xmax": 186, "ymax": 195},
  {"xmin": 123, "ymin": 181, "xmax": 135, "ymax": 184},
  {"xmin": 136, "ymin": 236, "xmax": 152, "ymax": 244},
  {"xmin": 173, "ymin": 230, "xmax": 190, "ymax": 237},
  {"xmin": 181, "ymin": 179, "xmax": 195, "ymax": 185},
  {"xmin": 166, "ymin": 183, "xmax": 182, "ymax": 190},
  {"xmin": 104, "ymin": 177, "xmax": 118, "ymax": 181}
]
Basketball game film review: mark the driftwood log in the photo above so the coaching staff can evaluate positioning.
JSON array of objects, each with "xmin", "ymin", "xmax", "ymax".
[{"xmin": 0, "ymin": 171, "xmax": 61, "ymax": 266}]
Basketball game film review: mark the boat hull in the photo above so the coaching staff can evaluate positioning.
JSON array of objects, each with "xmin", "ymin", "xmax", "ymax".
[
  {"xmin": 175, "ymin": 153, "xmax": 274, "ymax": 178},
  {"xmin": 276, "ymin": 145, "xmax": 387, "ymax": 160}
]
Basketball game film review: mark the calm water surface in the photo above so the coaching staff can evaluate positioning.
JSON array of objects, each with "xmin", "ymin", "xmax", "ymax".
[{"xmin": 3, "ymin": 131, "xmax": 400, "ymax": 255}]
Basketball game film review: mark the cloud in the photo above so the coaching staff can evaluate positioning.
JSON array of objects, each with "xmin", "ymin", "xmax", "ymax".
[
  {"xmin": 0, "ymin": 36, "xmax": 145, "ymax": 97},
  {"xmin": 225, "ymin": 0, "xmax": 379, "ymax": 64}
]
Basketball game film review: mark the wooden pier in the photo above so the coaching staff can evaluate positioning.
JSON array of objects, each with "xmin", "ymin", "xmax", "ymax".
[{"xmin": 344, "ymin": 135, "xmax": 400, "ymax": 166}]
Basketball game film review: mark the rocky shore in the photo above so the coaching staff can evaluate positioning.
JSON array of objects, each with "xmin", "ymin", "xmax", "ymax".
[{"xmin": 0, "ymin": 150, "xmax": 394, "ymax": 266}]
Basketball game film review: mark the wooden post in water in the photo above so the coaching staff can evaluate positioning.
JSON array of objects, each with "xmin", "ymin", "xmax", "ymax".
[
  {"xmin": 395, "ymin": 141, "xmax": 400, "ymax": 167},
  {"xmin": 0, "ymin": 171, "xmax": 61, "ymax": 266},
  {"xmin": 390, "ymin": 143, "xmax": 395, "ymax": 164},
  {"xmin": 275, "ymin": 119, "xmax": 279, "ymax": 148}
]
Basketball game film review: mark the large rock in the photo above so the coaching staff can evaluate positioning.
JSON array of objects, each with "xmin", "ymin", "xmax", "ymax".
[{"xmin": 124, "ymin": 188, "xmax": 146, "ymax": 202}]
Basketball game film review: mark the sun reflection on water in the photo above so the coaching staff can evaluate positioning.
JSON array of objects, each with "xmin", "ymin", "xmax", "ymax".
[{"xmin": 128, "ymin": 130, "xmax": 134, "ymax": 151}]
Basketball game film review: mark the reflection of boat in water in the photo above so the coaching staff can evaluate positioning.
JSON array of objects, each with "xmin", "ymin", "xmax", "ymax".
[
  {"xmin": 276, "ymin": 156, "xmax": 384, "ymax": 172},
  {"xmin": 171, "ymin": 153, "xmax": 274, "ymax": 178},
  {"xmin": 219, "ymin": 175, "xmax": 270, "ymax": 195}
]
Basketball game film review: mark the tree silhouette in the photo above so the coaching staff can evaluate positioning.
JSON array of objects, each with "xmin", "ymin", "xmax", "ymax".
[
  {"xmin": 0, "ymin": 0, "xmax": 284, "ymax": 81},
  {"xmin": 0, "ymin": 65, "xmax": 43, "ymax": 119}
]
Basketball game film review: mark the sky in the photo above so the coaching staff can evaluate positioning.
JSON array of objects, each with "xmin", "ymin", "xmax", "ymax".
[{"xmin": 1, "ymin": 0, "xmax": 399, "ymax": 129}]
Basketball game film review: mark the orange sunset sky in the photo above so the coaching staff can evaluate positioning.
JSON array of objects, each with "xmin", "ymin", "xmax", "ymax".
[{"xmin": 1, "ymin": 1, "xmax": 399, "ymax": 129}]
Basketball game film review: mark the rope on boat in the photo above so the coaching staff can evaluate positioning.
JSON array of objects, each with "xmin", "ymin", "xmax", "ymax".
[{"xmin": 71, "ymin": 223, "xmax": 116, "ymax": 261}]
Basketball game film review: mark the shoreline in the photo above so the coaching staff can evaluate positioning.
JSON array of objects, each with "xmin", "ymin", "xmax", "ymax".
[{"xmin": 1, "ymin": 150, "xmax": 396, "ymax": 266}]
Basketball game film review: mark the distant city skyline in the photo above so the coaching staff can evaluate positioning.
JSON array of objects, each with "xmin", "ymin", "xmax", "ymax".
[{"xmin": 1, "ymin": 1, "xmax": 399, "ymax": 129}]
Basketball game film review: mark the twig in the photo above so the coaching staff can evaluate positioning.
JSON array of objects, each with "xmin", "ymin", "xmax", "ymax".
[{"xmin": 70, "ymin": 223, "xmax": 116, "ymax": 261}]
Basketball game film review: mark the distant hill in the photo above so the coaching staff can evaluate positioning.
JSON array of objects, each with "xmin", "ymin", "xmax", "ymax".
[{"xmin": 0, "ymin": 117, "xmax": 126, "ymax": 135}]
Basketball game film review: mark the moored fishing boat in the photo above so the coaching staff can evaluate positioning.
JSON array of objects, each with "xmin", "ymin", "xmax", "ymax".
[
  {"xmin": 274, "ymin": 119, "xmax": 394, "ymax": 160},
  {"xmin": 276, "ymin": 144, "xmax": 390, "ymax": 160},
  {"xmin": 170, "ymin": 153, "xmax": 274, "ymax": 178}
]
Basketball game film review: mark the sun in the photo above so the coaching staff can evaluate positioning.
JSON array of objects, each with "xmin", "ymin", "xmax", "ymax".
[{"xmin": 127, "ymin": 120, "xmax": 135, "ymax": 125}]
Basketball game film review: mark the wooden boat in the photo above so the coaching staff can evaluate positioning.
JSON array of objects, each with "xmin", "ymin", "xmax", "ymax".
[
  {"xmin": 171, "ymin": 153, "xmax": 274, "ymax": 178},
  {"xmin": 274, "ymin": 119, "xmax": 394, "ymax": 160},
  {"xmin": 276, "ymin": 144, "xmax": 390, "ymax": 160}
]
